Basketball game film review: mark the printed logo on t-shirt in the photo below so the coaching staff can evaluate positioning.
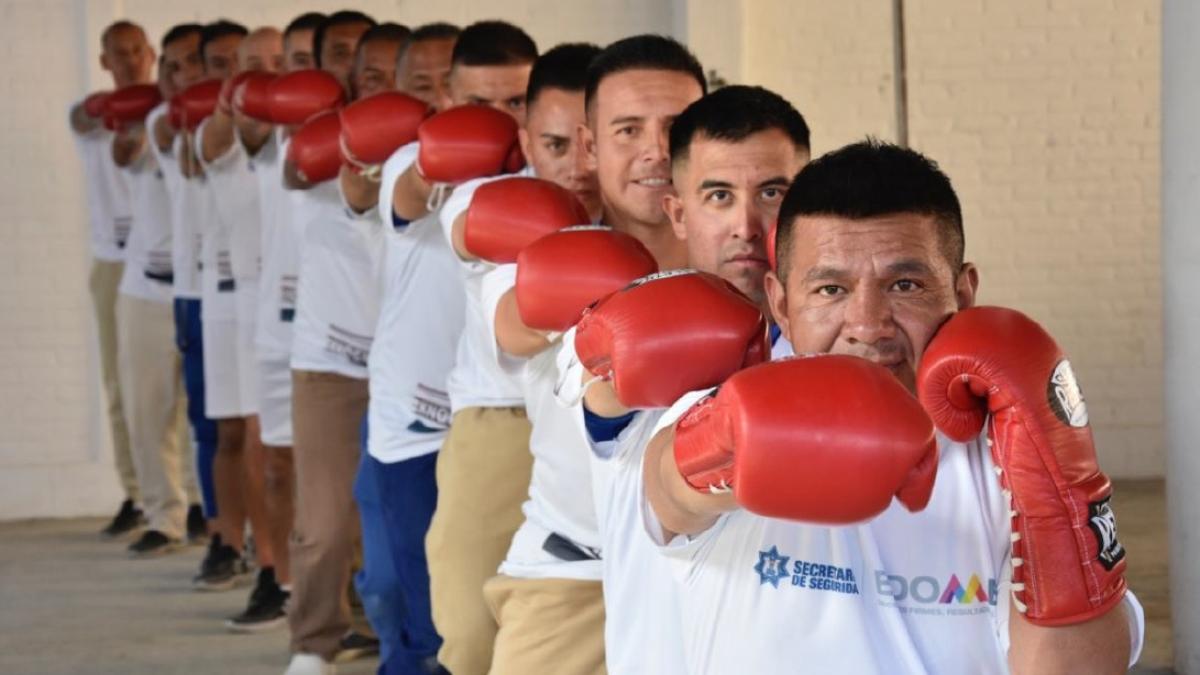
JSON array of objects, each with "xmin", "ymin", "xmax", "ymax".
[
  {"xmin": 115, "ymin": 215, "xmax": 132, "ymax": 248},
  {"xmin": 754, "ymin": 546, "xmax": 860, "ymax": 595},
  {"xmin": 874, "ymin": 570, "xmax": 998, "ymax": 616},
  {"xmin": 324, "ymin": 324, "xmax": 372, "ymax": 367},
  {"xmin": 411, "ymin": 383, "xmax": 451, "ymax": 432},
  {"xmin": 279, "ymin": 275, "xmax": 297, "ymax": 323}
]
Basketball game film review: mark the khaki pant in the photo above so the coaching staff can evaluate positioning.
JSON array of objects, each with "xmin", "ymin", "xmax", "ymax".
[
  {"xmin": 89, "ymin": 259, "xmax": 137, "ymax": 500},
  {"xmin": 427, "ymin": 407, "xmax": 532, "ymax": 675},
  {"xmin": 116, "ymin": 294, "xmax": 187, "ymax": 538},
  {"xmin": 288, "ymin": 369, "xmax": 368, "ymax": 660},
  {"xmin": 484, "ymin": 575, "xmax": 606, "ymax": 675}
]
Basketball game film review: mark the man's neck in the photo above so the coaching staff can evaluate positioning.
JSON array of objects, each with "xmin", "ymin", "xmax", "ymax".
[{"xmin": 602, "ymin": 205, "xmax": 688, "ymax": 270}]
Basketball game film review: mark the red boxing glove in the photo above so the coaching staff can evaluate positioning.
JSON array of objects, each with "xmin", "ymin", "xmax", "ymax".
[
  {"xmin": 575, "ymin": 270, "xmax": 769, "ymax": 409},
  {"xmin": 288, "ymin": 110, "xmax": 342, "ymax": 184},
  {"xmin": 218, "ymin": 71, "xmax": 254, "ymax": 114},
  {"xmin": 236, "ymin": 72, "xmax": 276, "ymax": 122},
  {"xmin": 175, "ymin": 79, "xmax": 222, "ymax": 131},
  {"xmin": 268, "ymin": 69, "xmax": 344, "ymax": 125},
  {"xmin": 83, "ymin": 91, "xmax": 112, "ymax": 119},
  {"xmin": 416, "ymin": 105, "xmax": 525, "ymax": 183},
  {"xmin": 917, "ymin": 306, "xmax": 1127, "ymax": 626},
  {"xmin": 516, "ymin": 226, "xmax": 658, "ymax": 331},
  {"xmin": 463, "ymin": 177, "xmax": 589, "ymax": 263},
  {"xmin": 674, "ymin": 355, "xmax": 938, "ymax": 521},
  {"xmin": 104, "ymin": 84, "xmax": 163, "ymax": 128},
  {"xmin": 339, "ymin": 91, "xmax": 429, "ymax": 178}
]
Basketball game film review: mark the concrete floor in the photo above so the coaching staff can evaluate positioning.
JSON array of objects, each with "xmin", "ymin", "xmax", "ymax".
[{"xmin": 0, "ymin": 480, "xmax": 1174, "ymax": 674}]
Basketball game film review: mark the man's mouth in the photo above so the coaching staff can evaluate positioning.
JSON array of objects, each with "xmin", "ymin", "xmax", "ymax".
[{"xmin": 631, "ymin": 177, "xmax": 671, "ymax": 188}]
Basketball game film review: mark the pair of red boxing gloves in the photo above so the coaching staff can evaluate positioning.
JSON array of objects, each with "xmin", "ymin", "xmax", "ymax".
[{"xmin": 571, "ymin": 271, "xmax": 1125, "ymax": 628}]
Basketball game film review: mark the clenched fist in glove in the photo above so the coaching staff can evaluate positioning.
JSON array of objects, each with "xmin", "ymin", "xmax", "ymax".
[
  {"xmin": 463, "ymin": 177, "xmax": 589, "ymax": 263},
  {"xmin": 674, "ymin": 355, "xmax": 938, "ymax": 522},
  {"xmin": 917, "ymin": 306, "xmax": 1127, "ymax": 626},
  {"xmin": 416, "ymin": 105, "xmax": 525, "ymax": 183}
]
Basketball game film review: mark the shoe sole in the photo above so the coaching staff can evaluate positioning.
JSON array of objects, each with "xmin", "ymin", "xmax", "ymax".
[
  {"xmin": 224, "ymin": 614, "xmax": 287, "ymax": 634},
  {"xmin": 128, "ymin": 542, "xmax": 185, "ymax": 559},
  {"xmin": 192, "ymin": 573, "xmax": 254, "ymax": 592}
]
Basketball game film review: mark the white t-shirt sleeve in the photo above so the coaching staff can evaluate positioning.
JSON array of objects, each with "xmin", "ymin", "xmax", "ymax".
[
  {"xmin": 193, "ymin": 118, "xmax": 240, "ymax": 173},
  {"xmin": 378, "ymin": 141, "xmax": 419, "ymax": 229},
  {"xmin": 480, "ymin": 263, "xmax": 525, "ymax": 376},
  {"xmin": 643, "ymin": 387, "xmax": 722, "ymax": 553}
]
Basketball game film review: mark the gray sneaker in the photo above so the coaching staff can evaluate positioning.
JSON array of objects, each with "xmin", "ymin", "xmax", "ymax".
[{"xmin": 192, "ymin": 535, "xmax": 252, "ymax": 591}]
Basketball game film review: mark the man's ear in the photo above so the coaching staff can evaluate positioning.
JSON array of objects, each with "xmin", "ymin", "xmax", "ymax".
[
  {"xmin": 664, "ymin": 192, "xmax": 686, "ymax": 241},
  {"xmin": 517, "ymin": 127, "xmax": 532, "ymax": 167},
  {"xmin": 955, "ymin": 262, "xmax": 979, "ymax": 310},
  {"xmin": 577, "ymin": 122, "xmax": 597, "ymax": 173},
  {"xmin": 100, "ymin": 52, "xmax": 112, "ymax": 73},
  {"xmin": 764, "ymin": 269, "xmax": 791, "ymax": 338}
]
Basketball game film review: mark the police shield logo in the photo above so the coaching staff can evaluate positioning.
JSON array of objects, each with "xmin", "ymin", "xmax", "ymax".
[{"xmin": 1047, "ymin": 359, "xmax": 1089, "ymax": 428}]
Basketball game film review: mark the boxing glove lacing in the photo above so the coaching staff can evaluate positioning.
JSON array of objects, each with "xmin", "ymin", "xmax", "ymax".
[{"xmin": 987, "ymin": 432, "xmax": 1029, "ymax": 615}]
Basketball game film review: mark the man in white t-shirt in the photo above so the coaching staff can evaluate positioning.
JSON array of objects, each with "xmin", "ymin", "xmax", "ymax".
[
  {"xmin": 385, "ymin": 21, "xmax": 538, "ymax": 675},
  {"xmin": 68, "ymin": 19, "xmax": 154, "ymax": 539},
  {"xmin": 345, "ymin": 22, "xmax": 460, "ymax": 675},
  {"xmin": 445, "ymin": 43, "xmax": 611, "ymax": 673},
  {"xmin": 630, "ymin": 140, "xmax": 1145, "ymax": 673},
  {"xmin": 563, "ymin": 80, "xmax": 812, "ymax": 675}
]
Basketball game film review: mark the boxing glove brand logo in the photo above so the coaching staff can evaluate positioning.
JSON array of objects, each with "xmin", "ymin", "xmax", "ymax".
[
  {"xmin": 621, "ymin": 267, "xmax": 697, "ymax": 291},
  {"xmin": 1088, "ymin": 497, "xmax": 1126, "ymax": 571},
  {"xmin": 1047, "ymin": 359, "xmax": 1089, "ymax": 428}
]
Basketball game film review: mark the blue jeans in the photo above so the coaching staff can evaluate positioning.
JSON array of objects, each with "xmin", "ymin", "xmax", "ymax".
[
  {"xmin": 354, "ymin": 418, "xmax": 443, "ymax": 674},
  {"xmin": 173, "ymin": 298, "xmax": 218, "ymax": 518}
]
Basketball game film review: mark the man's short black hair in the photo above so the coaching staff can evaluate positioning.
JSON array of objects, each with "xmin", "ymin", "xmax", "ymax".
[
  {"xmin": 161, "ymin": 23, "xmax": 203, "ymax": 51},
  {"xmin": 775, "ymin": 139, "xmax": 965, "ymax": 280},
  {"xmin": 360, "ymin": 22, "xmax": 410, "ymax": 46},
  {"xmin": 527, "ymin": 43, "xmax": 601, "ymax": 106},
  {"xmin": 313, "ymin": 10, "xmax": 376, "ymax": 68},
  {"xmin": 584, "ymin": 35, "xmax": 706, "ymax": 111},
  {"xmin": 284, "ymin": 12, "xmax": 326, "ymax": 38},
  {"xmin": 397, "ymin": 22, "xmax": 460, "ymax": 65},
  {"xmin": 199, "ymin": 20, "xmax": 248, "ymax": 61},
  {"xmin": 451, "ymin": 20, "xmax": 537, "ymax": 67},
  {"xmin": 669, "ymin": 85, "xmax": 810, "ymax": 167},
  {"xmin": 101, "ymin": 20, "xmax": 145, "ymax": 50}
]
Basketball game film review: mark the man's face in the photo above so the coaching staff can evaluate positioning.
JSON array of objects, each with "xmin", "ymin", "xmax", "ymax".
[
  {"xmin": 161, "ymin": 33, "xmax": 204, "ymax": 96},
  {"xmin": 396, "ymin": 38, "xmax": 455, "ymax": 111},
  {"xmin": 203, "ymin": 34, "xmax": 243, "ymax": 79},
  {"xmin": 448, "ymin": 62, "xmax": 533, "ymax": 124},
  {"xmin": 320, "ymin": 21, "xmax": 372, "ymax": 91},
  {"xmin": 520, "ymin": 88, "xmax": 600, "ymax": 219},
  {"xmin": 102, "ymin": 26, "xmax": 155, "ymax": 87},
  {"xmin": 765, "ymin": 214, "xmax": 978, "ymax": 393},
  {"xmin": 584, "ymin": 69, "xmax": 703, "ymax": 229},
  {"xmin": 352, "ymin": 38, "xmax": 401, "ymax": 100},
  {"xmin": 283, "ymin": 29, "xmax": 316, "ymax": 72},
  {"xmin": 238, "ymin": 28, "xmax": 284, "ymax": 74},
  {"xmin": 665, "ymin": 129, "xmax": 807, "ymax": 311}
]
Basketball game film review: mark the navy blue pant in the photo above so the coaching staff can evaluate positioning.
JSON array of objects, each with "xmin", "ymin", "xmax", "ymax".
[
  {"xmin": 354, "ymin": 419, "xmax": 443, "ymax": 675},
  {"xmin": 173, "ymin": 298, "xmax": 219, "ymax": 518}
]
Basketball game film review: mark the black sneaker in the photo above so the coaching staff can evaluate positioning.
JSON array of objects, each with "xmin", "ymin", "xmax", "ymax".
[
  {"xmin": 100, "ymin": 499, "xmax": 144, "ymax": 538},
  {"xmin": 186, "ymin": 504, "xmax": 207, "ymax": 545},
  {"xmin": 127, "ymin": 529, "xmax": 183, "ymax": 558},
  {"xmin": 225, "ymin": 568, "xmax": 288, "ymax": 633},
  {"xmin": 192, "ymin": 534, "xmax": 252, "ymax": 591},
  {"xmin": 332, "ymin": 630, "xmax": 380, "ymax": 663}
]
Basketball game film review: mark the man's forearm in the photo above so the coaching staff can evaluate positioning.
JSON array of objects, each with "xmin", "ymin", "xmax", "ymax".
[
  {"xmin": 340, "ymin": 167, "xmax": 379, "ymax": 215},
  {"xmin": 495, "ymin": 290, "xmax": 551, "ymax": 357},
  {"xmin": 70, "ymin": 102, "xmax": 100, "ymax": 134},
  {"xmin": 392, "ymin": 164, "xmax": 433, "ymax": 221},
  {"xmin": 643, "ymin": 426, "xmax": 736, "ymax": 540},
  {"xmin": 1007, "ymin": 601, "xmax": 1130, "ymax": 675},
  {"xmin": 112, "ymin": 127, "xmax": 147, "ymax": 167},
  {"xmin": 200, "ymin": 109, "xmax": 236, "ymax": 163}
]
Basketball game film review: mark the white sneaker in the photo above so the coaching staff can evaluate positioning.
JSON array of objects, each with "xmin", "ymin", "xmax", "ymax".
[{"xmin": 283, "ymin": 653, "xmax": 335, "ymax": 675}]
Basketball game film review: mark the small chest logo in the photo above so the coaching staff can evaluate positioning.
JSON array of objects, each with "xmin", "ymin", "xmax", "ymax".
[
  {"xmin": 754, "ymin": 546, "xmax": 859, "ymax": 595},
  {"xmin": 1088, "ymin": 497, "xmax": 1126, "ymax": 571},
  {"xmin": 754, "ymin": 546, "xmax": 790, "ymax": 588},
  {"xmin": 1047, "ymin": 359, "xmax": 1089, "ymax": 428}
]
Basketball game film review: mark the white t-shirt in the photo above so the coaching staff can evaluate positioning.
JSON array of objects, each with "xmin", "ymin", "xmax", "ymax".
[
  {"xmin": 289, "ymin": 180, "xmax": 385, "ymax": 379},
  {"xmin": 366, "ymin": 200, "xmax": 465, "ymax": 464},
  {"xmin": 200, "ymin": 126, "xmax": 263, "ymax": 285},
  {"xmin": 644, "ymin": 381, "xmax": 1146, "ymax": 674},
  {"xmin": 72, "ymin": 102, "xmax": 132, "ymax": 262},
  {"xmin": 481, "ymin": 264, "xmax": 600, "ymax": 582},
  {"xmin": 433, "ymin": 161, "xmax": 530, "ymax": 412},
  {"xmin": 117, "ymin": 105, "xmax": 174, "ymax": 304},
  {"xmin": 156, "ymin": 130, "xmax": 204, "ymax": 299},
  {"xmin": 553, "ymin": 329, "xmax": 792, "ymax": 675},
  {"xmin": 193, "ymin": 121, "xmax": 237, "ymax": 321},
  {"xmin": 253, "ymin": 131, "xmax": 308, "ymax": 359}
]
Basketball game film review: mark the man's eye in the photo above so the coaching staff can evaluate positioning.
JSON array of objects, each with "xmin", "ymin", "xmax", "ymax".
[
  {"xmin": 706, "ymin": 190, "xmax": 732, "ymax": 204},
  {"xmin": 817, "ymin": 285, "xmax": 844, "ymax": 297},
  {"xmin": 891, "ymin": 279, "xmax": 921, "ymax": 292},
  {"xmin": 761, "ymin": 187, "xmax": 784, "ymax": 201},
  {"xmin": 545, "ymin": 140, "xmax": 567, "ymax": 154},
  {"xmin": 616, "ymin": 126, "xmax": 636, "ymax": 137},
  {"xmin": 507, "ymin": 98, "xmax": 525, "ymax": 111}
]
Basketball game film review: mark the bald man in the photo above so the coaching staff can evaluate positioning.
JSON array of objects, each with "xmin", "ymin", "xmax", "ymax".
[{"xmin": 69, "ymin": 20, "xmax": 155, "ymax": 539}]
